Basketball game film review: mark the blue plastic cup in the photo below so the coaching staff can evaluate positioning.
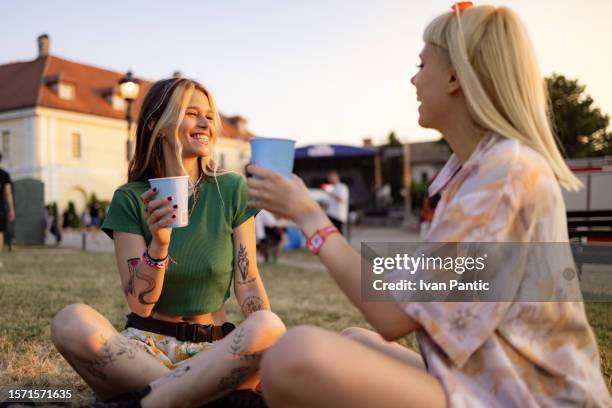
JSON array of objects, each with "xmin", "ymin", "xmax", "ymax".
[
  {"xmin": 249, "ymin": 137, "xmax": 296, "ymax": 178},
  {"xmin": 148, "ymin": 175, "xmax": 189, "ymax": 228}
]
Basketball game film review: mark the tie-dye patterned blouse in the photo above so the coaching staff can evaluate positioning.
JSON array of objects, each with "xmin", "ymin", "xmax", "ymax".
[{"xmin": 396, "ymin": 134, "xmax": 610, "ymax": 407}]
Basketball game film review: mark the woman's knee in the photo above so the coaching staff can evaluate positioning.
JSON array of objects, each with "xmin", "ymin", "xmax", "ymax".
[
  {"xmin": 341, "ymin": 326, "xmax": 383, "ymax": 344},
  {"xmin": 50, "ymin": 303, "xmax": 109, "ymax": 354},
  {"xmin": 243, "ymin": 310, "xmax": 286, "ymax": 341},
  {"xmin": 260, "ymin": 326, "xmax": 327, "ymax": 389}
]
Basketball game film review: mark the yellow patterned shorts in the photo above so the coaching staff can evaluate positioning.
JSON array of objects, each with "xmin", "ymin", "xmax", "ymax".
[{"xmin": 120, "ymin": 327, "xmax": 215, "ymax": 369}]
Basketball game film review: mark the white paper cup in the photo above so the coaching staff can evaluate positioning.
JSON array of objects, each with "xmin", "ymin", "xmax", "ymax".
[{"xmin": 148, "ymin": 175, "xmax": 189, "ymax": 228}]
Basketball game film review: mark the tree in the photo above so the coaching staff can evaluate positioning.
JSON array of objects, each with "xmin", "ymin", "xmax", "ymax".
[
  {"xmin": 547, "ymin": 74, "xmax": 612, "ymax": 158},
  {"xmin": 386, "ymin": 131, "xmax": 402, "ymax": 147}
]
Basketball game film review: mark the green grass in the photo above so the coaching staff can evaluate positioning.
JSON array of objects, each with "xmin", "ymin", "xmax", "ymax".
[{"xmin": 0, "ymin": 247, "xmax": 609, "ymax": 405}]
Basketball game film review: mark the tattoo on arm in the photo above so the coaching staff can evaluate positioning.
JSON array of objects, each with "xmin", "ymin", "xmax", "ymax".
[
  {"xmin": 218, "ymin": 367, "xmax": 253, "ymax": 392},
  {"xmin": 126, "ymin": 258, "xmax": 139, "ymax": 296},
  {"xmin": 240, "ymin": 295, "xmax": 266, "ymax": 315},
  {"xmin": 150, "ymin": 365, "xmax": 191, "ymax": 390},
  {"xmin": 124, "ymin": 258, "xmax": 157, "ymax": 305},
  {"xmin": 237, "ymin": 244, "xmax": 249, "ymax": 282}
]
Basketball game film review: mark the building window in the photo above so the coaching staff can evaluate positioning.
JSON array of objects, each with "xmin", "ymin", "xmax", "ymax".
[
  {"xmin": 1, "ymin": 130, "xmax": 9, "ymax": 160},
  {"xmin": 58, "ymin": 83, "xmax": 75, "ymax": 100},
  {"xmin": 72, "ymin": 132, "xmax": 82, "ymax": 159}
]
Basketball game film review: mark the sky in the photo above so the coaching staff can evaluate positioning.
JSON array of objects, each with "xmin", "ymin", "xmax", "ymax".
[{"xmin": 1, "ymin": 0, "xmax": 611, "ymax": 146}]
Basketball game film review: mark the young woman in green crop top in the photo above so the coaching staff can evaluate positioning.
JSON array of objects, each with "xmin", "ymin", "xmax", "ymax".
[{"xmin": 50, "ymin": 78, "xmax": 285, "ymax": 407}]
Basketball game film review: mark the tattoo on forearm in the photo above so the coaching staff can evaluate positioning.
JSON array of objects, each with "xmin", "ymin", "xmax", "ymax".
[
  {"xmin": 237, "ymin": 244, "xmax": 249, "ymax": 282},
  {"xmin": 240, "ymin": 295, "xmax": 266, "ymax": 315},
  {"xmin": 124, "ymin": 258, "xmax": 157, "ymax": 305},
  {"xmin": 218, "ymin": 367, "xmax": 253, "ymax": 392},
  {"xmin": 86, "ymin": 334, "xmax": 140, "ymax": 381},
  {"xmin": 150, "ymin": 365, "xmax": 191, "ymax": 390}
]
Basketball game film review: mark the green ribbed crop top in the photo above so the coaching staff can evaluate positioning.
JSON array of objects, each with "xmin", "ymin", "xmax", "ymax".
[{"xmin": 101, "ymin": 173, "xmax": 259, "ymax": 316}]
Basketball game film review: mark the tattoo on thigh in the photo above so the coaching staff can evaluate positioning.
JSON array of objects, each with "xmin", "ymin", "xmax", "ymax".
[
  {"xmin": 237, "ymin": 244, "xmax": 249, "ymax": 282},
  {"xmin": 240, "ymin": 295, "xmax": 264, "ymax": 315},
  {"xmin": 150, "ymin": 365, "xmax": 191, "ymax": 390},
  {"xmin": 125, "ymin": 258, "xmax": 157, "ymax": 305},
  {"xmin": 218, "ymin": 367, "xmax": 253, "ymax": 392}
]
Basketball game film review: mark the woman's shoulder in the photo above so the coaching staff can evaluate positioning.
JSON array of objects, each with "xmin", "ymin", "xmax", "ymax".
[
  {"xmin": 113, "ymin": 181, "xmax": 149, "ymax": 200},
  {"xmin": 477, "ymin": 134, "xmax": 556, "ymax": 181}
]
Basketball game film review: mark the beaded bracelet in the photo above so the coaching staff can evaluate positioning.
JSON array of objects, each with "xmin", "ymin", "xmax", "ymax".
[{"xmin": 142, "ymin": 249, "xmax": 169, "ymax": 269}]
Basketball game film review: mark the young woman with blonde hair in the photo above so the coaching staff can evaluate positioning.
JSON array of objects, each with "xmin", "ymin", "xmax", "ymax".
[
  {"xmin": 51, "ymin": 78, "xmax": 285, "ymax": 407},
  {"xmin": 248, "ymin": 4, "xmax": 609, "ymax": 407}
]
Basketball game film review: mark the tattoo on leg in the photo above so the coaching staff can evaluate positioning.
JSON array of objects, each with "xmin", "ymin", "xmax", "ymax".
[
  {"xmin": 218, "ymin": 367, "xmax": 253, "ymax": 392},
  {"xmin": 125, "ymin": 258, "xmax": 157, "ymax": 305},
  {"xmin": 237, "ymin": 244, "xmax": 249, "ymax": 282},
  {"xmin": 241, "ymin": 295, "xmax": 265, "ymax": 315},
  {"xmin": 150, "ymin": 365, "xmax": 191, "ymax": 390},
  {"xmin": 229, "ymin": 327, "xmax": 246, "ymax": 358},
  {"xmin": 228, "ymin": 327, "xmax": 264, "ymax": 361},
  {"xmin": 86, "ymin": 334, "xmax": 140, "ymax": 381}
]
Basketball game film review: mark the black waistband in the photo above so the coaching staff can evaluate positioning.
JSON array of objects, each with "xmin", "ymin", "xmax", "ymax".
[{"xmin": 125, "ymin": 313, "xmax": 235, "ymax": 343}]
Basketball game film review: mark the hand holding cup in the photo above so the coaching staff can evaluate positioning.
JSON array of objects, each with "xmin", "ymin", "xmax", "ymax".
[
  {"xmin": 246, "ymin": 164, "xmax": 321, "ymax": 224},
  {"xmin": 140, "ymin": 188, "xmax": 177, "ymax": 248}
]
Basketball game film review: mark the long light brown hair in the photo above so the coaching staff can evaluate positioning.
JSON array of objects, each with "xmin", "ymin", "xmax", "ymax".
[{"xmin": 128, "ymin": 78, "xmax": 226, "ymax": 182}]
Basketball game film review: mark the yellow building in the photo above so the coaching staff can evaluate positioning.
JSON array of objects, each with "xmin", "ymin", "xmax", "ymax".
[{"xmin": 0, "ymin": 34, "xmax": 253, "ymax": 213}]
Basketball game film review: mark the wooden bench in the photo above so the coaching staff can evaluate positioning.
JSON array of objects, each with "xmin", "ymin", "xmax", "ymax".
[{"xmin": 567, "ymin": 210, "xmax": 612, "ymax": 277}]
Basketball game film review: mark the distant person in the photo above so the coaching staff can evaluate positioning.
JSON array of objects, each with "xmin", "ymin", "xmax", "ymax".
[
  {"xmin": 50, "ymin": 77, "xmax": 282, "ymax": 407},
  {"xmin": 61, "ymin": 208, "xmax": 72, "ymax": 230},
  {"xmin": 0, "ymin": 152, "xmax": 15, "ymax": 254},
  {"xmin": 247, "ymin": 4, "xmax": 609, "ymax": 407},
  {"xmin": 323, "ymin": 171, "xmax": 349, "ymax": 234},
  {"xmin": 46, "ymin": 205, "xmax": 62, "ymax": 245},
  {"xmin": 88, "ymin": 201, "xmax": 102, "ymax": 242},
  {"xmin": 255, "ymin": 209, "xmax": 285, "ymax": 264},
  {"xmin": 80, "ymin": 209, "xmax": 91, "ymax": 232},
  {"xmin": 89, "ymin": 202, "xmax": 101, "ymax": 228}
]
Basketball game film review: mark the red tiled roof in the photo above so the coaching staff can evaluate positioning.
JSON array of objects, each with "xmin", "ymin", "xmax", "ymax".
[
  {"xmin": 0, "ymin": 57, "xmax": 46, "ymax": 113},
  {"xmin": 0, "ymin": 55, "xmax": 253, "ymax": 140}
]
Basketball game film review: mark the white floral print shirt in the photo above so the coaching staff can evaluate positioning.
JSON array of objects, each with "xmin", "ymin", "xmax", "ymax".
[{"xmin": 395, "ymin": 134, "xmax": 610, "ymax": 407}]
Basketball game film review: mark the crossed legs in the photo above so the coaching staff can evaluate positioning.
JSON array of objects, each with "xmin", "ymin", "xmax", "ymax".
[
  {"xmin": 260, "ymin": 326, "xmax": 447, "ymax": 408},
  {"xmin": 50, "ymin": 304, "xmax": 285, "ymax": 407}
]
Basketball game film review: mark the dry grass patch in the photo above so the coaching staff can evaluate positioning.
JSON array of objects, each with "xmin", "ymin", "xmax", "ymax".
[{"xmin": 0, "ymin": 246, "xmax": 609, "ymax": 405}]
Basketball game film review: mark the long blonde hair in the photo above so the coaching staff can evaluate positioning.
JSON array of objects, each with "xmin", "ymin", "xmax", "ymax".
[
  {"xmin": 424, "ymin": 5, "xmax": 581, "ymax": 191},
  {"xmin": 128, "ymin": 78, "xmax": 228, "ymax": 183}
]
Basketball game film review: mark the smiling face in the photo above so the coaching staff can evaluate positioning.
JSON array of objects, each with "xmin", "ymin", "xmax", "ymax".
[
  {"xmin": 177, "ymin": 89, "xmax": 215, "ymax": 159},
  {"xmin": 411, "ymin": 43, "xmax": 456, "ymax": 130}
]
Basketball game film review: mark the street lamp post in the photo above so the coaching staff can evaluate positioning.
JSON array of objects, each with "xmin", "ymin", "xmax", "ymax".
[{"xmin": 119, "ymin": 70, "xmax": 140, "ymax": 161}]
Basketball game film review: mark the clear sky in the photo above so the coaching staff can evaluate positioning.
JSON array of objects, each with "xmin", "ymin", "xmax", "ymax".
[{"xmin": 2, "ymin": 0, "xmax": 610, "ymax": 146}]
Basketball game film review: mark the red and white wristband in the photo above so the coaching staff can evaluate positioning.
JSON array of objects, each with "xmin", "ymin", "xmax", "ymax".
[
  {"xmin": 306, "ymin": 225, "xmax": 339, "ymax": 255},
  {"xmin": 142, "ymin": 250, "xmax": 169, "ymax": 269}
]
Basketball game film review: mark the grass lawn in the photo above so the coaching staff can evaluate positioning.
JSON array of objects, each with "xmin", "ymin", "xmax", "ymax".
[{"xmin": 0, "ymin": 247, "xmax": 610, "ymax": 405}]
